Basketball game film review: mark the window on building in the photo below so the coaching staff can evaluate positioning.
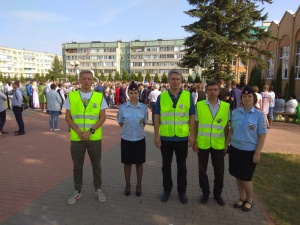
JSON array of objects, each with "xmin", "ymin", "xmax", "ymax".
[
  {"xmin": 280, "ymin": 45, "xmax": 289, "ymax": 79},
  {"xmin": 296, "ymin": 42, "xmax": 300, "ymax": 79},
  {"xmin": 267, "ymin": 50, "xmax": 275, "ymax": 79}
]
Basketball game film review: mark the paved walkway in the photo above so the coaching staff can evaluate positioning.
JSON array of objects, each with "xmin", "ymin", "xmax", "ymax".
[{"xmin": 0, "ymin": 108, "xmax": 299, "ymax": 225}]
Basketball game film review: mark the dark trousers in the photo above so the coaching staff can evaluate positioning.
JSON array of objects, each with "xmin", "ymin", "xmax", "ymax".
[
  {"xmin": 198, "ymin": 148, "xmax": 224, "ymax": 196},
  {"xmin": 0, "ymin": 110, "xmax": 6, "ymax": 131},
  {"xmin": 161, "ymin": 140, "xmax": 188, "ymax": 194},
  {"xmin": 12, "ymin": 107, "xmax": 25, "ymax": 133}
]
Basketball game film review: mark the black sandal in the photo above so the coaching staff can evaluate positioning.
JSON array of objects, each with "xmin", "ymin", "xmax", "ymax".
[
  {"xmin": 136, "ymin": 186, "xmax": 142, "ymax": 197},
  {"xmin": 124, "ymin": 185, "xmax": 131, "ymax": 196},
  {"xmin": 241, "ymin": 201, "xmax": 254, "ymax": 212},
  {"xmin": 234, "ymin": 198, "xmax": 245, "ymax": 208}
]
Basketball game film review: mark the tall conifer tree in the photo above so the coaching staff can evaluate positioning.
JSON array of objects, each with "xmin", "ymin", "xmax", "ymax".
[{"xmin": 181, "ymin": 0, "xmax": 274, "ymax": 81}]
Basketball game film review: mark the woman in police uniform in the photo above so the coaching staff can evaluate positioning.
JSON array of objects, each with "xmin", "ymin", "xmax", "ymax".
[
  {"xmin": 225, "ymin": 85, "xmax": 267, "ymax": 212},
  {"xmin": 117, "ymin": 81, "xmax": 148, "ymax": 196}
]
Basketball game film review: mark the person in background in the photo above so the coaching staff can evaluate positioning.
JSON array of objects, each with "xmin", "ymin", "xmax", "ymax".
[
  {"xmin": 46, "ymin": 84, "xmax": 62, "ymax": 131},
  {"xmin": 285, "ymin": 94, "xmax": 298, "ymax": 113},
  {"xmin": 27, "ymin": 81, "xmax": 33, "ymax": 108},
  {"xmin": 32, "ymin": 81, "xmax": 40, "ymax": 109},
  {"xmin": 230, "ymin": 81, "xmax": 242, "ymax": 110},
  {"xmin": 261, "ymin": 85, "xmax": 271, "ymax": 128},
  {"xmin": 0, "ymin": 90, "xmax": 8, "ymax": 137},
  {"xmin": 252, "ymin": 86, "xmax": 262, "ymax": 110},
  {"xmin": 10, "ymin": 81, "xmax": 25, "ymax": 135},
  {"xmin": 148, "ymin": 84, "xmax": 161, "ymax": 125},
  {"xmin": 273, "ymin": 93, "xmax": 285, "ymax": 113},
  {"xmin": 4, "ymin": 81, "xmax": 13, "ymax": 110},
  {"xmin": 268, "ymin": 86, "xmax": 275, "ymax": 126},
  {"xmin": 225, "ymin": 85, "xmax": 267, "ymax": 212},
  {"xmin": 138, "ymin": 83, "xmax": 148, "ymax": 105},
  {"xmin": 197, "ymin": 83, "xmax": 206, "ymax": 102},
  {"xmin": 117, "ymin": 81, "xmax": 148, "ymax": 197},
  {"xmin": 193, "ymin": 80, "xmax": 230, "ymax": 206},
  {"xmin": 154, "ymin": 69, "xmax": 195, "ymax": 204},
  {"xmin": 38, "ymin": 82, "xmax": 46, "ymax": 113},
  {"xmin": 189, "ymin": 84, "xmax": 198, "ymax": 105},
  {"xmin": 64, "ymin": 70, "xmax": 108, "ymax": 205},
  {"xmin": 218, "ymin": 79, "xmax": 230, "ymax": 102}
]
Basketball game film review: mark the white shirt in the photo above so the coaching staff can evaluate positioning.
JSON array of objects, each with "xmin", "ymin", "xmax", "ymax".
[
  {"xmin": 285, "ymin": 99, "xmax": 298, "ymax": 113},
  {"xmin": 148, "ymin": 89, "xmax": 161, "ymax": 102},
  {"xmin": 269, "ymin": 91, "xmax": 275, "ymax": 107}
]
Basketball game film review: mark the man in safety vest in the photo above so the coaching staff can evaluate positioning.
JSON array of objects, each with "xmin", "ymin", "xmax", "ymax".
[
  {"xmin": 63, "ymin": 70, "xmax": 108, "ymax": 205},
  {"xmin": 193, "ymin": 80, "xmax": 230, "ymax": 206},
  {"xmin": 154, "ymin": 69, "xmax": 195, "ymax": 204}
]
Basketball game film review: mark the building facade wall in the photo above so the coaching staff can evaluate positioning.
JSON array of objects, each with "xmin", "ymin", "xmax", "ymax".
[
  {"xmin": 249, "ymin": 6, "xmax": 300, "ymax": 98},
  {"xmin": 0, "ymin": 46, "xmax": 61, "ymax": 79}
]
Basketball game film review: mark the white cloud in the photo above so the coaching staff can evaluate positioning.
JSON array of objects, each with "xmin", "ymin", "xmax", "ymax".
[{"xmin": 8, "ymin": 10, "xmax": 69, "ymax": 23}]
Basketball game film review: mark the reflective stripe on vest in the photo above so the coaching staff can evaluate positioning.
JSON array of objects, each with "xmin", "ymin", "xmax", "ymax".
[
  {"xmin": 159, "ymin": 90, "xmax": 190, "ymax": 137},
  {"xmin": 196, "ymin": 100, "xmax": 229, "ymax": 150},
  {"xmin": 69, "ymin": 91, "xmax": 103, "ymax": 141}
]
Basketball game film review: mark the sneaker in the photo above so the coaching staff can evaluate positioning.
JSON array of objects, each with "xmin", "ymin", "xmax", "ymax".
[
  {"xmin": 67, "ymin": 191, "xmax": 82, "ymax": 205},
  {"xmin": 54, "ymin": 129, "xmax": 61, "ymax": 131},
  {"xmin": 95, "ymin": 189, "xmax": 106, "ymax": 203},
  {"xmin": 50, "ymin": 129, "xmax": 53, "ymax": 131}
]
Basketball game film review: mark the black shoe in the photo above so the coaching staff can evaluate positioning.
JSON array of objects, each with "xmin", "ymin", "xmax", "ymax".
[
  {"xmin": 178, "ymin": 193, "xmax": 188, "ymax": 204},
  {"xmin": 15, "ymin": 132, "xmax": 25, "ymax": 136},
  {"xmin": 160, "ymin": 192, "xmax": 170, "ymax": 202},
  {"xmin": 124, "ymin": 185, "xmax": 131, "ymax": 196},
  {"xmin": 14, "ymin": 130, "xmax": 20, "ymax": 134},
  {"xmin": 214, "ymin": 196, "xmax": 225, "ymax": 206},
  {"xmin": 136, "ymin": 186, "xmax": 142, "ymax": 197},
  {"xmin": 199, "ymin": 194, "xmax": 209, "ymax": 204}
]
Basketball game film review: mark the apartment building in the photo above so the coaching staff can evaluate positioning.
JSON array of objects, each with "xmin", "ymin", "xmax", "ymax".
[
  {"xmin": 249, "ymin": 6, "xmax": 300, "ymax": 97},
  {"xmin": 0, "ymin": 46, "xmax": 61, "ymax": 79},
  {"xmin": 62, "ymin": 39, "xmax": 196, "ymax": 81}
]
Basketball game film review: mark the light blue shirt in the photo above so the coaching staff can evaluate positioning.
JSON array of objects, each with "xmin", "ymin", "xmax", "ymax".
[
  {"xmin": 230, "ymin": 106, "xmax": 267, "ymax": 151},
  {"xmin": 117, "ymin": 101, "xmax": 148, "ymax": 141},
  {"xmin": 195, "ymin": 99, "xmax": 230, "ymax": 121}
]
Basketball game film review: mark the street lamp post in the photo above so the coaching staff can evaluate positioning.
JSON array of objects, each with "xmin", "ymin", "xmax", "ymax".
[{"xmin": 70, "ymin": 61, "xmax": 80, "ymax": 80}]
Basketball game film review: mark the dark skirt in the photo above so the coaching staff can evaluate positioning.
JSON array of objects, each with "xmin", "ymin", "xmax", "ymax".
[
  {"xmin": 121, "ymin": 138, "xmax": 146, "ymax": 164},
  {"xmin": 229, "ymin": 145, "xmax": 257, "ymax": 181}
]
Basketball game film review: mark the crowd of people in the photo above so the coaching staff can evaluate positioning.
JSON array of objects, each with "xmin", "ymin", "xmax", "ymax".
[{"xmin": 0, "ymin": 71, "xmax": 299, "ymax": 212}]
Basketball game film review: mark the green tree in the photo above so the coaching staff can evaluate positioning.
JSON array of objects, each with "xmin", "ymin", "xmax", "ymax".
[
  {"xmin": 288, "ymin": 65, "xmax": 295, "ymax": 99},
  {"xmin": 154, "ymin": 73, "xmax": 160, "ymax": 83},
  {"xmin": 145, "ymin": 72, "xmax": 151, "ymax": 83},
  {"xmin": 114, "ymin": 71, "xmax": 121, "ymax": 81},
  {"xmin": 274, "ymin": 64, "xmax": 282, "ymax": 95},
  {"xmin": 100, "ymin": 71, "xmax": 105, "ymax": 81},
  {"xmin": 94, "ymin": 70, "xmax": 99, "ymax": 80},
  {"xmin": 20, "ymin": 74, "xmax": 26, "ymax": 83},
  {"xmin": 248, "ymin": 66, "xmax": 262, "ymax": 88},
  {"xmin": 283, "ymin": 82, "xmax": 289, "ymax": 102},
  {"xmin": 48, "ymin": 55, "xmax": 63, "ymax": 81},
  {"xmin": 107, "ymin": 72, "xmax": 113, "ymax": 81},
  {"xmin": 0, "ymin": 72, "xmax": 3, "ymax": 82},
  {"xmin": 137, "ymin": 71, "xmax": 143, "ymax": 82},
  {"xmin": 239, "ymin": 73, "xmax": 246, "ymax": 88},
  {"xmin": 187, "ymin": 75, "xmax": 193, "ymax": 83},
  {"xmin": 130, "ymin": 72, "xmax": 137, "ymax": 81},
  {"xmin": 181, "ymin": 0, "xmax": 275, "ymax": 81},
  {"xmin": 161, "ymin": 73, "xmax": 168, "ymax": 83},
  {"xmin": 122, "ymin": 71, "xmax": 128, "ymax": 81},
  {"xmin": 34, "ymin": 73, "xmax": 40, "ymax": 81},
  {"xmin": 194, "ymin": 73, "xmax": 201, "ymax": 83}
]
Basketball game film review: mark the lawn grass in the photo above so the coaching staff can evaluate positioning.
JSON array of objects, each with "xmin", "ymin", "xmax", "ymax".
[{"xmin": 253, "ymin": 153, "xmax": 300, "ymax": 225}]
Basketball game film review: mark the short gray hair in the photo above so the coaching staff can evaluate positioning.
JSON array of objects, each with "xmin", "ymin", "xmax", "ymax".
[
  {"xmin": 168, "ymin": 69, "xmax": 182, "ymax": 78},
  {"xmin": 79, "ymin": 70, "xmax": 93, "ymax": 78}
]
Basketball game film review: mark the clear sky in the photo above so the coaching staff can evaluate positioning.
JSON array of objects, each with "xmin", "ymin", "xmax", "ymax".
[{"xmin": 0, "ymin": 0, "xmax": 299, "ymax": 55}]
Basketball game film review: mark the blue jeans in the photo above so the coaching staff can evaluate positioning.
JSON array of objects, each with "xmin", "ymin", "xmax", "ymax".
[
  {"xmin": 269, "ymin": 107, "xmax": 274, "ymax": 121},
  {"xmin": 49, "ymin": 111, "xmax": 60, "ymax": 129}
]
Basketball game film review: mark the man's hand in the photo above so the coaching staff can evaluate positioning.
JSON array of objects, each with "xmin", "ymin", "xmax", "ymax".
[
  {"xmin": 154, "ymin": 136, "xmax": 161, "ymax": 148},
  {"xmin": 192, "ymin": 143, "xmax": 198, "ymax": 153},
  {"xmin": 188, "ymin": 135, "xmax": 195, "ymax": 147}
]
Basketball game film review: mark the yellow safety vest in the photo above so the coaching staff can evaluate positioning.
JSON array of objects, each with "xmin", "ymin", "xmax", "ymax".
[
  {"xmin": 196, "ymin": 100, "xmax": 229, "ymax": 150},
  {"xmin": 160, "ymin": 90, "xmax": 190, "ymax": 137},
  {"xmin": 69, "ymin": 90, "xmax": 103, "ymax": 141}
]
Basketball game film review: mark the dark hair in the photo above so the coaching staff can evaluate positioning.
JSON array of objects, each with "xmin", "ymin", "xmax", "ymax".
[
  {"xmin": 50, "ymin": 84, "xmax": 57, "ymax": 90},
  {"xmin": 206, "ymin": 80, "xmax": 220, "ymax": 90},
  {"xmin": 252, "ymin": 86, "xmax": 259, "ymax": 93},
  {"xmin": 277, "ymin": 93, "xmax": 284, "ymax": 99},
  {"xmin": 290, "ymin": 94, "xmax": 297, "ymax": 99},
  {"xmin": 269, "ymin": 86, "xmax": 274, "ymax": 91}
]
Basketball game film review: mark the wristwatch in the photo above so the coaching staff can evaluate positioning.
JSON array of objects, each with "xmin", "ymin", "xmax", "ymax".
[{"xmin": 89, "ymin": 128, "xmax": 95, "ymax": 134}]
